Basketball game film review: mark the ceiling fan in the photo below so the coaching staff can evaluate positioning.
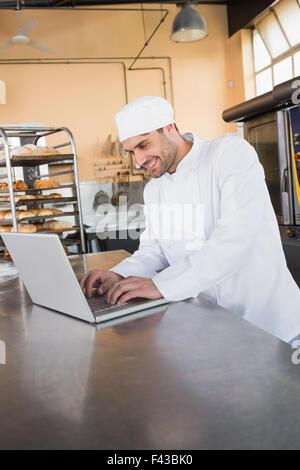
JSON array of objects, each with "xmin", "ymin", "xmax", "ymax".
[{"xmin": 0, "ymin": 10, "xmax": 57, "ymax": 54}]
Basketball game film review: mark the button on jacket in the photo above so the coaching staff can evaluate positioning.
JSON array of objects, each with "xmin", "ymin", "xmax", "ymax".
[{"xmin": 111, "ymin": 133, "xmax": 300, "ymax": 343}]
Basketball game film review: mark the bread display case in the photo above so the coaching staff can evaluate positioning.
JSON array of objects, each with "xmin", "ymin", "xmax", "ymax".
[{"xmin": 0, "ymin": 126, "xmax": 86, "ymax": 257}]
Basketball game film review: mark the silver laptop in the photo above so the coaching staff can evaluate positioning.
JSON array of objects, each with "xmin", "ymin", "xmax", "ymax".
[{"xmin": 1, "ymin": 232, "xmax": 169, "ymax": 323}]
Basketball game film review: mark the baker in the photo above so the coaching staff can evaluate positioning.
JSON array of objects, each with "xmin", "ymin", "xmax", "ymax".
[{"xmin": 81, "ymin": 96, "xmax": 300, "ymax": 343}]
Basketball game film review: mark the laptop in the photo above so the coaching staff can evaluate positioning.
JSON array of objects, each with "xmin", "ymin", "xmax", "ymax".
[{"xmin": 1, "ymin": 232, "xmax": 169, "ymax": 323}]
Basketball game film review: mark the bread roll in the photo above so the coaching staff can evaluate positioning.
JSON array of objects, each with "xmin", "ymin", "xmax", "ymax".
[
  {"xmin": 0, "ymin": 226, "xmax": 12, "ymax": 232},
  {"xmin": 13, "ymin": 180, "xmax": 28, "ymax": 190},
  {"xmin": 11, "ymin": 146, "xmax": 32, "ymax": 157},
  {"xmin": 0, "ymin": 182, "xmax": 8, "ymax": 190},
  {"xmin": 33, "ymin": 222, "xmax": 44, "ymax": 230},
  {"xmin": 43, "ymin": 220, "xmax": 72, "ymax": 231},
  {"xmin": 29, "ymin": 209, "xmax": 39, "ymax": 216},
  {"xmin": 18, "ymin": 210, "xmax": 36, "ymax": 220},
  {"xmin": 34, "ymin": 179, "xmax": 58, "ymax": 189},
  {"xmin": 37, "ymin": 209, "xmax": 54, "ymax": 217},
  {"xmin": 43, "ymin": 219, "xmax": 58, "ymax": 229},
  {"xmin": 50, "ymin": 208, "xmax": 64, "ymax": 215},
  {"xmin": 0, "ymin": 211, "xmax": 7, "ymax": 219},
  {"xmin": 18, "ymin": 195, "xmax": 36, "ymax": 201},
  {"xmin": 4, "ymin": 211, "xmax": 21, "ymax": 220},
  {"xmin": 18, "ymin": 224, "xmax": 37, "ymax": 233}
]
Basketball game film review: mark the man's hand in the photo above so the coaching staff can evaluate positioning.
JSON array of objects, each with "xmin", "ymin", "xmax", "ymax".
[
  {"xmin": 80, "ymin": 269, "xmax": 124, "ymax": 298},
  {"xmin": 105, "ymin": 276, "xmax": 163, "ymax": 305}
]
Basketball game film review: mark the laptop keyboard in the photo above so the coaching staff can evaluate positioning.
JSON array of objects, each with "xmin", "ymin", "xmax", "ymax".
[{"xmin": 87, "ymin": 295, "xmax": 128, "ymax": 313}]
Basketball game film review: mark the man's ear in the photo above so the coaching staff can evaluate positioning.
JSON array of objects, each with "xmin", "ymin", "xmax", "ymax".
[{"xmin": 164, "ymin": 123, "xmax": 175, "ymax": 135}]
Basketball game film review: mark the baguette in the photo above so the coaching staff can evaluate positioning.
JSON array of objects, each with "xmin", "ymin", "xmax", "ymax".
[{"xmin": 18, "ymin": 224, "xmax": 37, "ymax": 233}]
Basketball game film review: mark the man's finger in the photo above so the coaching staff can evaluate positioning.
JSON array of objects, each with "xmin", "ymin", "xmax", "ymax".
[
  {"xmin": 106, "ymin": 280, "xmax": 137, "ymax": 304},
  {"xmin": 116, "ymin": 289, "xmax": 141, "ymax": 305},
  {"xmin": 98, "ymin": 281, "xmax": 110, "ymax": 295},
  {"xmin": 86, "ymin": 273, "xmax": 104, "ymax": 298}
]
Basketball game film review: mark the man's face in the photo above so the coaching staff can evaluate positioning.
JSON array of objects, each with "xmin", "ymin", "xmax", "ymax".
[{"xmin": 122, "ymin": 128, "xmax": 178, "ymax": 178}]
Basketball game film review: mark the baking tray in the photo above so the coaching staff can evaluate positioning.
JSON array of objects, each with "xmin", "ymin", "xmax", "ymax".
[
  {"xmin": 0, "ymin": 154, "xmax": 74, "ymax": 167},
  {"xmin": 37, "ymin": 225, "xmax": 80, "ymax": 234},
  {"xmin": 0, "ymin": 211, "xmax": 79, "ymax": 225},
  {"xmin": 0, "ymin": 184, "xmax": 76, "ymax": 194},
  {"xmin": 0, "ymin": 197, "xmax": 78, "ymax": 207}
]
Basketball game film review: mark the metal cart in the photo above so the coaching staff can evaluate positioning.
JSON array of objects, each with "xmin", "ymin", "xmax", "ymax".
[{"xmin": 0, "ymin": 126, "xmax": 86, "ymax": 254}]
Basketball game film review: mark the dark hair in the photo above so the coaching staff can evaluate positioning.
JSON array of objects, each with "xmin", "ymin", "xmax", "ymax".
[{"xmin": 157, "ymin": 123, "xmax": 179, "ymax": 134}]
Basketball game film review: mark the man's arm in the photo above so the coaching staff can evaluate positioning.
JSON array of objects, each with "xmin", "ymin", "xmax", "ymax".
[
  {"xmin": 110, "ymin": 182, "xmax": 169, "ymax": 278},
  {"xmin": 151, "ymin": 138, "xmax": 267, "ymax": 301}
]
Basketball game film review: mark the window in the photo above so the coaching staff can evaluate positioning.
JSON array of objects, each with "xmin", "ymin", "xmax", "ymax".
[
  {"xmin": 255, "ymin": 68, "xmax": 273, "ymax": 95},
  {"xmin": 294, "ymin": 50, "xmax": 300, "ymax": 76},
  {"xmin": 253, "ymin": 0, "xmax": 300, "ymax": 96},
  {"xmin": 273, "ymin": 56, "xmax": 293, "ymax": 85},
  {"xmin": 253, "ymin": 29, "xmax": 271, "ymax": 72}
]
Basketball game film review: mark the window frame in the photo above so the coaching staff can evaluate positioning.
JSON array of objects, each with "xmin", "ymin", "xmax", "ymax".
[{"xmin": 253, "ymin": 0, "xmax": 300, "ymax": 96}]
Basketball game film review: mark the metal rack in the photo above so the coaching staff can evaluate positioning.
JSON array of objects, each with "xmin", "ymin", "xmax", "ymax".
[{"xmin": 0, "ymin": 126, "xmax": 86, "ymax": 254}]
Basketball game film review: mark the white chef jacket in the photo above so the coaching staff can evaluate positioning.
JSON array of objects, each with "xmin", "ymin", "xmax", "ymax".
[{"xmin": 111, "ymin": 133, "xmax": 300, "ymax": 343}]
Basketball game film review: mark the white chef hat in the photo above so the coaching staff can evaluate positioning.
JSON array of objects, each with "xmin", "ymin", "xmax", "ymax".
[{"xmin": 115, "ymin": 96, "xmax": 175, "ymax": 142}]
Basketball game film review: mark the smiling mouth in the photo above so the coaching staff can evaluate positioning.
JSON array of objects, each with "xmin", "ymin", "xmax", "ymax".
[{"xmin": 144, "ymin": 157, "xmax": 158, "ymax": 170}]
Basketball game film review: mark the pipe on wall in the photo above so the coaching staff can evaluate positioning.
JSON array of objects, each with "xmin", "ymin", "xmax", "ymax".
[{"xmin": 223, "ymin": 76, "xmax": 300, "ymax": 123}]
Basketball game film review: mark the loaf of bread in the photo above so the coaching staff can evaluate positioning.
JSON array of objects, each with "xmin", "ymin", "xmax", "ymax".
[
  {"xmin": 11, "ymin": 146, "xmax": 33, "ymax": 156},
  {"xmin": 4, "ymin": 211, "xmax": 21, "ymax": 220},
  {"xmin": 28, "ymin": 209, "xmax": 39, "ymax": 216},
  {"xmin": 33, "ymin": 222, "xmax": 44, "ymax": 230},
  {"xmin": 0, "ymin": 225, "xmax": 12, "ymax": 232},
  {"xmin": 34, "ymin": 179, "xmax": 58, "ymax": 189},
  {"xmin": 0, "ymin": 182, "xmax": 8, "ymax": 190},
  {"xmin": 18, "ymin": 224, "xmax": 37, "ymax": 233},
  {"xmin": 14, "ymin": 180, "xmax": 28, "ymax": 190},
  {"xmin": 43, "ymin": 220, "xmax": 72, "ymax": 231},
  {"xmin": 11, "ymin": 144, "xmax": 61, "ymax": 157},
  {"xmin": 37, "ymin": 209, "xmax": 54, "ymax": 217},
  {"xmin": 0, "ymin": 211, "xmax": 7, "ymax": 219},
  {"xmin": 17, "ymin": 195, "xmax": 36, "ymax": 201},
  {"xmin": 50, "ymin": 208, "xmax": 64, "ymax": 215},
  {"xmin": 18, "ymin": 210, "xmax": 36, "ymax": 220}
]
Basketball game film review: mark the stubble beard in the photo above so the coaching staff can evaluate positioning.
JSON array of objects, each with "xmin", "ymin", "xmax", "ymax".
[{"xmin": 150, "ymin": 136, "xmax": 178, "ymax": 178}]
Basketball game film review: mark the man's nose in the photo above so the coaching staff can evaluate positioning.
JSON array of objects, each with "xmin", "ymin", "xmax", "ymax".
[{"xmin": 134, "ymin": 150, "xmax": 147, "ymax": 167}]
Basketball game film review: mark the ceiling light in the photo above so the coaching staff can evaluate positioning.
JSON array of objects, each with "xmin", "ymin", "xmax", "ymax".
[{"xmin": 170, "ymin": 4, "xmax": 208, "ymax": 43}]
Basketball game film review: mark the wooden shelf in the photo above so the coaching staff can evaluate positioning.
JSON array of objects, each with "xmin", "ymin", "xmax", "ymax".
[{"xmin": 95, "ymin": 175, "xmax": 145, "ymax": 184}]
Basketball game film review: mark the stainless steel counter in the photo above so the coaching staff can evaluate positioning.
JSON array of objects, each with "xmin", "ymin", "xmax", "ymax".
[{"xmin": 0, "ymin": 252, "xmax": 300, "ymax": 450}]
